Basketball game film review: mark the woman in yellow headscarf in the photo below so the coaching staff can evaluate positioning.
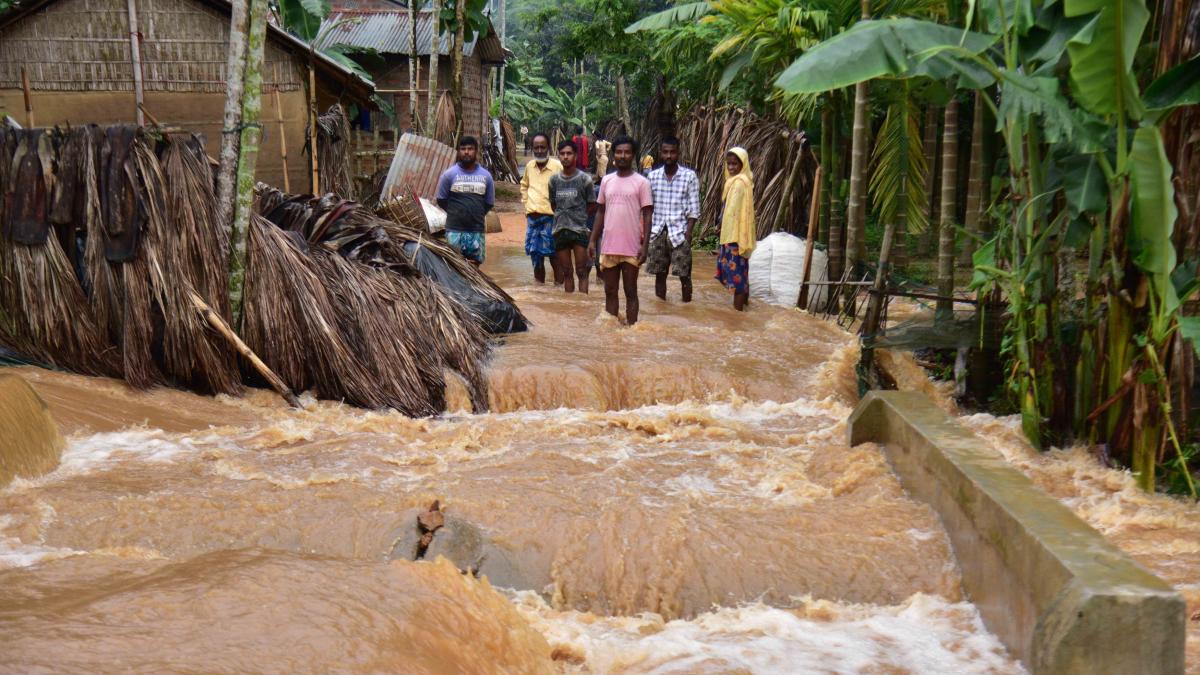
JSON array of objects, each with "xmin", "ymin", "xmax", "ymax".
[{"xmin": 715, "ymin": 147, "xmax": 756, "ymax": 310}]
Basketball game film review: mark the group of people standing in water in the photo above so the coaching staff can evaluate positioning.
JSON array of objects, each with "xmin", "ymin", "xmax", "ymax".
[{"xmin": 436, "ymin": 131, "xmax": 757, "ymax": 325}]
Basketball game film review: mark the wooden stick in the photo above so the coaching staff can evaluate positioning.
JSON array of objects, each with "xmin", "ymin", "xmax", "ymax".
[
  {"xmin": 20, "ymin": 67, "xmax": 34, "ymax": 128},
  {"xmin": 308, "ymin": 62, "xmax": 320, "ymax": 192},
  {"xmin": 126, "ymin": 0, "xmax": 146, "ymax": 126},
  {"xmin": 189, "ymin": 290, "xmax": 303, "ymax": 409},
  {"xmin": 273, "ymin": 64, "xmax": 290, "ymax": 192},
  {"xmin": 797, "ymin": 166, "xmax": 822, "ymax": 310}
]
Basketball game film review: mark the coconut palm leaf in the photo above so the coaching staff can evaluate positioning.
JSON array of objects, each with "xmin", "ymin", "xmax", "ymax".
[
  {"xmin": 869, "ymin": 94, "xmax": 928, "ymax": 234},
  {"xmin": 625, "ymin": 1, "xmax": 713, "ymax": 32}
]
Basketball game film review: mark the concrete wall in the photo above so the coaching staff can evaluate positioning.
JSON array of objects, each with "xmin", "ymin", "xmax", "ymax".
[{"xmin": 848, "ymin": 391, "xmax": 1186, "ymax": 674}]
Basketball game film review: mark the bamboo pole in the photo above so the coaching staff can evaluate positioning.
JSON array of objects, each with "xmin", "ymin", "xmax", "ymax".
[
  {"xmin": 427, "ymin": 0, "xmax": 441, "ymax": 129},
  {"xmin": 215, "ymin": 0, "xmax": 249, "ymax": 236},
  {"xmin": 798, "ymin": 166, "xmax": 823, "ymax": 310},
  {"xmin": 450, "ymin": 0, "xmax": 466, "ymax": 144},
  {"xmin": 309, "ymin": 63, "xmax": 320, "ymax": 192},
  {"xmin": 408, "ymin": 0, "xmax": 419, "ymax": 131},
  {"xmin": 19, "ymin": 67, "xmax": 34, "ymax": 128},
  {"xmin": 227, "ymin": 0, "xmax": 268, "ymax": 325},
  {"xmin": 273, "ymin": 64, "xmax": 290, "ymax": 193},
  {"xmin": 189, "ymin": 291, "xmax": 302, "ymax": 409},
  {"xmin": 126, "ymin": 0, "xmax": 146, "ymax": 127}
]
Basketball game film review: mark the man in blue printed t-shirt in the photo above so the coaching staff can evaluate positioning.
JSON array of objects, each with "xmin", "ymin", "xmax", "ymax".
[{"xmin": 436, "ymin": 136, "xmax": 495, "ymax": 265}]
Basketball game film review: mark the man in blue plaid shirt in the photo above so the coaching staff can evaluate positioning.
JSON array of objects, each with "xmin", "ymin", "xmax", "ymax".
[{"xmin": 644, "ymin": 136, "xmax": 700, "ymax": 302}]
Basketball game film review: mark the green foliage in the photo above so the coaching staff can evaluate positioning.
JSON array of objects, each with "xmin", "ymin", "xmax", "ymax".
[
  {"xmin": 276, "ymin": 0, "xmax": 326, "ymax": 42},
  {"xmin": 869, "ymin": 94, "xmax": 927, "ymax": 234},
  {"xmin": 1143, "ymin": 54, "xmax": 1200, "ymax": 112},
  {"xmin": 440, "ymin": 0, "xmax": 491, "ymax": 44},
  {"xmin": 773, "ymin": 19, "xmax": 997, "ymax": 94},
  {"xmin": 624, "ymin": 0, "xmax": 712, "ymax": 32},
  {"xmin": 1063, "ymin": 0, "xmax": 1147, "ymax": 119},
  {"xmin": 1129, "ymin": 126, "xmax": 1178, "ymax": 336}
]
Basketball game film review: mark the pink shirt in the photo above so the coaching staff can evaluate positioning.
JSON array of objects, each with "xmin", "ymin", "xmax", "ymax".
[{"xmin": 597, "ymin": 172, "xmax": 652, "ymax": 256}]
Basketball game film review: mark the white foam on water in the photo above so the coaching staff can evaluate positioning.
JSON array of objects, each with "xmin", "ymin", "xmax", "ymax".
[
  {"xmin": 58, "ymin": 430, "xmax": 205, "ymax": 474},
  {"xmin": 511, "ymin": 591, "xmax": 1024, "ymax": 674},
  {"xmin": 0, "ymin": 515, "xmax": 83, "ymax": 569}
]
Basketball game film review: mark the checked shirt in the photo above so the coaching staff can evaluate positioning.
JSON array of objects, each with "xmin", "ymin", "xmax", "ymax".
[{"xmin": 648, "ymin": 165, "xmax": 700, "ymax": 247}]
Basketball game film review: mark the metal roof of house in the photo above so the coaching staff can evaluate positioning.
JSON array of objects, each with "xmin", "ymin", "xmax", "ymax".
[{"xmin": 322, "ymin": 9, "xmax": 509, "ymax": 64}]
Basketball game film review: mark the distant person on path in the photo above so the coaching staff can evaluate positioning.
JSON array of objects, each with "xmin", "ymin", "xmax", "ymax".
[
  {"xmin": 548, "ymin": 139, "xmax": 596, "ymax": 294},
  {"xmin": 716, "ymin": 146, "xmax": 756, "ymax": 310},
  {"xmin": 644, "ymin": 136, "xmax": 700, "ymax": 303},
  {"xmin": 595, "ymin": 138, "xmax": 612, "ymax": 179},
  {"xmin": 572, "ymin": 126, "xmax": 590, "ymax": 173},
  {"xmin": 435, "ymin": 135, "xmax": 494, "ymax": 266},
  {"xmin": 520, "ymin": 132, "xmax": 564, "ymax": 284},
  {"xmin": 589, "ymin": 135, "xmax": 653, "ymax": 325}
]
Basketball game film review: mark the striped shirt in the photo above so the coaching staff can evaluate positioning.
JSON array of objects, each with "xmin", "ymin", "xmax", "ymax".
[{"xmin": 648, "ymin": 165, "xmax": 700, "ymax": 247}]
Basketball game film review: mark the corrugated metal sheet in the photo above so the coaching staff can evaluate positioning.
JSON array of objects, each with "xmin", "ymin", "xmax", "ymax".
[
  {"xmin": 382, "ymin": 134, "xmax": 457, "ymax": 200},
  {"xmin": 323, "ymin": 9, "xmax": 479, "ymax": 57}
]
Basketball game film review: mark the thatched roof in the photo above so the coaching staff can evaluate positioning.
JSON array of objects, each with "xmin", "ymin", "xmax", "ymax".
[{"xmin": 0, "ymin": 123, "xmax": 499, "ymax": 415}]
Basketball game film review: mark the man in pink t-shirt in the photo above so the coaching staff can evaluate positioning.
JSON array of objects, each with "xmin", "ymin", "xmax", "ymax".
[{"xmin": 588, "ymin": 136, "xmax": 653, "ymax": 325}]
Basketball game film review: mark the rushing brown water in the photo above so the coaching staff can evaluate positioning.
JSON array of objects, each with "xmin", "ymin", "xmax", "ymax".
[{"xmin": 0, "ymin": 244, "xmax": 1189, "ymax": 672}]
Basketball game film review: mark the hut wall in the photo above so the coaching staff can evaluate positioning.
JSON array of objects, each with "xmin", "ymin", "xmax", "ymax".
[
  {"xmin": 0, "ymin": 0, "xmax": 312, "ymax": 190},
  {"xmin": 372, "ymin": 53, "xmax": 492, "ymax": 140},
  {"xmin": 0, "ymin": 89, "xmax": 308, "ymax": 192}
]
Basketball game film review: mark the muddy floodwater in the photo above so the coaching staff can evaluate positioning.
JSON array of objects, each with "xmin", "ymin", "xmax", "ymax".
[{"xmin": 1, "ymin": 244, "xmax": 1195, "ymax": 673}]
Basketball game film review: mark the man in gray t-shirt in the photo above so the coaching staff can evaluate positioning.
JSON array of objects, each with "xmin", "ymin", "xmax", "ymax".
[{"xmin": 548, "ymin": 139, "xmax": 597, "ymax": 294}]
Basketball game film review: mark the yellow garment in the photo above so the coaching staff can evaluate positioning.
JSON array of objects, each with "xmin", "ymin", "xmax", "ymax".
[
  {"xmin": 719, "ymin": 146, "xmax": 756, "ymax": 257},
  {"xmin": 641, "ymin": 154, "xmax": 654, "ymax": 171},
  {"xmin": 595, "ymin": 139, "xmax": 612, "ymax": 178},
  {"xmin": 520, "ymin": 157, "xmax": 563, "ymax": 214}
]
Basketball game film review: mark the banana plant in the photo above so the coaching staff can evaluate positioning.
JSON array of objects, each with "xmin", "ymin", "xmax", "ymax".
[{"xmin": 776, "ymin": 0, "xmax": 1200, "ymax": 494}]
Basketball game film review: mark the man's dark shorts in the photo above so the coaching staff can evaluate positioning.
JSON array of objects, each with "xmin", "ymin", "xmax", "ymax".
[
  {"xmin": 643, "ymin": 231, "xmax": 692, "ymax": 277},
  {"xmin": 554, "ymin": 229, "xmax": 590, "ymax": 252}
]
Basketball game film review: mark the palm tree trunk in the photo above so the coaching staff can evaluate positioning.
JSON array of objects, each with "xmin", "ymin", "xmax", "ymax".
[
  {"xmin": 451, "ymin": 0, "xmax": 466, "ymax": 143},
  {"xmin": 959, "ymin": 92, "xmax": 986, "ymax": 266},
  {"xmin": 819, "ymin": 106, "xmax": 832, "ymax": 247},
  {"xmin": 427, "ymin": 0, "xmax": 440, "ymax": 129},
  {"xmin": 917, "ymin": 104, "xmax": 940, "ymax": 258},
  {"xmin": 842, "ymin": 0, "xmax": 871, "ymax": 305},
  {"xmin": 215, "ymin": 0, "xmax": 249, "ymax": 235},
  {"xmin": 936, "ymin": 98, "xmax": 959, "ymax": 321},
  {"xmin": 227, "ymin": 0, "xmax": 268, "ymax": 325},
  {"xmin": 409, "ymin": 0, "xmax": 419, "ymax": 131}
]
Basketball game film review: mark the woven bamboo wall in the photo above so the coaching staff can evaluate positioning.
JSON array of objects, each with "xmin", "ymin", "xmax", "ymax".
[{"xmin": 0, "ymin": 0, "xmax": 302, "ymax": 94}]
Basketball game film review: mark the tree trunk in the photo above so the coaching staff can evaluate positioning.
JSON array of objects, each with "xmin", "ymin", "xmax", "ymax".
[
  {"xmin": 818, "ymin": 107, "xmax": 832, "ymax": 247},
  {"xmin": 409, "ymin": 0, "xmax": 419, "ymax": 131},
  {"xmin": 960, "ymin": 91, "xmax": 987, "ymax": 266},
  {"xmin": 497, "ymin": 0, "xmax": 506, "ymax": 115},
  {"xmin": 616, "ymin": 74, "xmax": 631, "ymax": 135},
  {"xmin": 936, "ymin": 98, "xmax": 959, "ymax": 322},
  {"xmin": 227, "ymin": 0, "xmax": 268, "ymax": 326},
  {"xmin": 917, "ymin": 105, "xmax": 940, "ymax": 258},
  {"xmin": 451, "ymin": 0, "xmax": 466, "ymax": 143},
  {"xmin": 827, "ymin": 184, "xmax": 845, "ymax": 313},
  {"xmin": 843, "ymin": 0, "xmax": 871, "ymax": 305},
  {"xmin": 427, "ymin": 0, "xmax": 440, "ymax": 129},
  {"xmin": 215, "ymin": 0, "xmax": 249, "ymax": 235}
]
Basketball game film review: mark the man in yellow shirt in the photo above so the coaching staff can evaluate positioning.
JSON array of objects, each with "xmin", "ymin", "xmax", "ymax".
[{"xmin": 520, "ymin": 132, "xmax": 563, "ymax": 284}]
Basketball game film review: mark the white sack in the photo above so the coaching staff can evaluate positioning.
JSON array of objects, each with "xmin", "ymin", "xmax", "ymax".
[
  {"xmin": 419, "ymin": 197, "xmax": 447, "ymax": 234},
  {"xmin": 747, "ymin": 232, "xmax": 829, "ymax": 310}
]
